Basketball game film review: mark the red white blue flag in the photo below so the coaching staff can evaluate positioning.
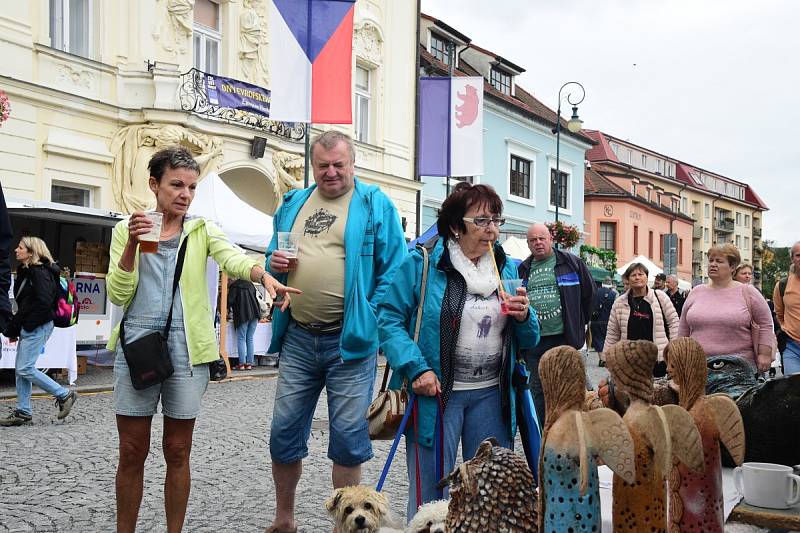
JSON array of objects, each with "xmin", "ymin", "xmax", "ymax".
[
  {"xmin": 269, "ymin": 0, "xmax": 355, "ymax": 124},
  {"xmin": 418, "ymin": 76, "xmax": 484, "ymax": 177}
]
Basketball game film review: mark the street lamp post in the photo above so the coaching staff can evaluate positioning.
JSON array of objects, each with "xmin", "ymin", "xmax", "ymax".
[{"xmin": 553, "ymin": 82, "xmax": 585, "ymax": 225}]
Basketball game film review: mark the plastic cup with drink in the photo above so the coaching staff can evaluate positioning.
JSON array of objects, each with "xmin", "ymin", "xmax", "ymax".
[
  {"xmin": 499, "ymin": 279, "xmax": 523, "ymax": 315},
  {"xmin": 277, "ymin": 232, "xmax": 300, "ymax": 271},
  {"xmin": 138, "ymin": 211, "xmax": 163, "ymax": 253}
]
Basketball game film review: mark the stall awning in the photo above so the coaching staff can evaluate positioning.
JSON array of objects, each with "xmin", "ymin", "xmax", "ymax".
[{"xmin": 6, "ymin": 199, "xmax": 125, "ymax": 227}]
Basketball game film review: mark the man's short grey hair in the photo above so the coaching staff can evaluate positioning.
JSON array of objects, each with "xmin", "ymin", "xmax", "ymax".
[
  {"xmin": 667, "ymin": 274, "xmax": 678, "ymax": 282},
  {"xmin": 310, "ymin": 130, "xmax": 355, "ymax": 163}
]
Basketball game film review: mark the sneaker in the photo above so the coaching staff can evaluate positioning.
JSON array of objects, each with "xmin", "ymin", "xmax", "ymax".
[
  {"xmin": 0, "ymin": 409, "xmax": 33, "ymax": 426},
  {"xmin": 55, "ymin": 391, "xmax": 77, "ymax": 420}
]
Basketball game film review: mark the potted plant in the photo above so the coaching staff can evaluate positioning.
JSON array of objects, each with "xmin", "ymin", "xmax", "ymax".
[{"xmin": 545, "ymin": 221, "xmax": 581, "ymax": 249}]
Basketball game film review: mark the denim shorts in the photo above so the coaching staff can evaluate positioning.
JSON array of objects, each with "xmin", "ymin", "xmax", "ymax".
[
  {"xmin": 269, "ymin": 322, "xmax": 376, "ymax": 466},
  {"xmin": 113, "ymin": 334, "xmax": 210, "ymax": 420}
]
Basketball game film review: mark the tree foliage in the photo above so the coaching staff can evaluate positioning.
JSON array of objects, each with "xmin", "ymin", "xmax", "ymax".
[{"xmin": 760, "ymin": 240, "xmax": 790, "ymax": 299}]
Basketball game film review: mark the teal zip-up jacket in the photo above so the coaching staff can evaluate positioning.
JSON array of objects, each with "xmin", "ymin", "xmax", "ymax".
[
  {"xmin": 377, "ymin": 238, "xmax": 540, "ymax": 448},
  {"xmin": 265, "ymin": 178, "xmax": 407, "ymax": 359}
]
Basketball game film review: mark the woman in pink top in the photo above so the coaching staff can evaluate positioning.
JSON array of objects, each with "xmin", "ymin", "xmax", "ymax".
[{"xmin": 678, "ymin": 244, "xmax": 775, "ymax": 373}]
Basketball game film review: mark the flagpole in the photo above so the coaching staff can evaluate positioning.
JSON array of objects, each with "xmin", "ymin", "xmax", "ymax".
[
  {"xmin": 303, "ymin": 122, "xmax": 311, "ymax": 188},
  {"xmin": 445, "ymin": 41, "xmax": 455, "ymax": 197}
]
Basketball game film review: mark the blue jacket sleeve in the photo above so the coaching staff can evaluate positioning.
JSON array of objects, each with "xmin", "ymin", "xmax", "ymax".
[
  {"xmin": 513, "ymin": 306, "xmax": 540, "ymax": 350},
  {"xmin": 368, "ymin": 193, "xmax": 408, "ymax": 312},
  {"xmin": 264, "ymin": 206, "xmax": 282, "ymax": 277},
  {"xmin": 377, "ymin": 251, "xmax": 431, "ymax": 383}
]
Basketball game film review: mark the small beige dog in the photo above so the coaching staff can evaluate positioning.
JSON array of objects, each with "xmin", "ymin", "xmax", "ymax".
[
  {"xmin": 406, "ymin": 500, "xmax": 449, "ymax": 533},
  {"xmin": 325, "ymin": 485, "xmax": 402, "ymax": 533}
]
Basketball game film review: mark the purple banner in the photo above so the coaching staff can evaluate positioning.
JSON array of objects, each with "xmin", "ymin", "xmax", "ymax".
[
  {"xmin": 205, "ymin": 74, "xmax": 271, "ymax": 117},
  {"xmin": 417, "ymin": 77, "xmax": 450, "ymax": 177}
]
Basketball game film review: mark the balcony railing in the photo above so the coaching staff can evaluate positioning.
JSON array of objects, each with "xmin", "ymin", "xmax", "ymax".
[
  {"xmin": 692, "ymin": 250, "xmax": 703, "ymax": 263},
  {"xmin": 753, "ymin": 227, "xmax": 762, "ymax": 238},
  {"xmin": 692, "ymin": 226, "xmax": 703, "ymax": 239},
  {"xmin": 714, "ymin": 219, "xmax": 735, "ymax": 233},
  {"xmin": 178, "ymin": 68, "xmax": 306, "ymax": 141}
]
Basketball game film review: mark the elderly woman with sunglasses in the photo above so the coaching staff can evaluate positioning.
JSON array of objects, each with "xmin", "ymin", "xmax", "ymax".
[{"xmin": 378, "ymin": 182, "xmax": 540, "ymax": 520}]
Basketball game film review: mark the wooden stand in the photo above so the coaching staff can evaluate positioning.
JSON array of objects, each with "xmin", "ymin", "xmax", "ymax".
[
  {"xmin": 218, "ymin": 272, "xmax": 232, "ymax": 378},
  {"xmin": 729, "ymin": 502, "xmax": 800, "ymax": 530}
]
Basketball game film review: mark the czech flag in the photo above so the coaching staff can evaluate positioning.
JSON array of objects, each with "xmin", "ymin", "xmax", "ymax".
[
  {"xmin": 269, "ymin": 0, "xmax": 355, "ymax": 124},
  {"xmin": 418, "ymin": 76, "xmax": 484, "ymax": 178}
]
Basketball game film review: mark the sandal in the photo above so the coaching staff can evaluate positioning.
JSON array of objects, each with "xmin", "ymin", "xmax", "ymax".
[{"xmin": 265, "ymin": 526, "xmax": 297, "ymax": 533}]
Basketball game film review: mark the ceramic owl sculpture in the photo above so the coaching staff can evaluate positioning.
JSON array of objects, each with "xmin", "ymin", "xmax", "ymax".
[
  {"xmin": 605, "ymin": 340, "xmax": 704, "ymax": 532},
  {"xmin": 538, "ymin": 346, "xmax": 635, "ymax": 533},
  {"xmin": 444, "ymin": 438, "xmax": 538, "ymax": 532},
  {"xmin": 665, "ymin": 337, "xmax": 745, "ymax": 533}
]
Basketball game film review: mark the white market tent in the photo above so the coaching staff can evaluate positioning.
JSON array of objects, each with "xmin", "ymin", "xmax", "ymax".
[
  {"xmin": 188, "ymin": 172, "xmax": 273, "ymax": 252},
  {"xmin": 616, "ymin": 254, "xmax": 691, "ymax": 291},
  {"xmin": 502, "ymin": 236, "xmax": 530, "ymax": 261}
]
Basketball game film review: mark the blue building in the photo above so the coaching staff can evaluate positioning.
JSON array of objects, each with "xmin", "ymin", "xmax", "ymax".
[{"xmin": 419, "ymin": 14, "xmax": 593, "ymax": 242}]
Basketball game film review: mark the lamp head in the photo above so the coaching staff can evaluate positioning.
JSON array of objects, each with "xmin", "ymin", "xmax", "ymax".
[{"xmin": 567, "ymin": 105, "xmax": 583, "ymax": 133}]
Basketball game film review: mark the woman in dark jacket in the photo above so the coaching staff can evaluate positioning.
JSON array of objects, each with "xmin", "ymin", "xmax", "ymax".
[
  {"xmin": 228, "ymin": 278, "xmax": 261, "ymax": 369},
  {"xmin": 0, "ymin": 236, "xmax": 77, "ymax": 426}
]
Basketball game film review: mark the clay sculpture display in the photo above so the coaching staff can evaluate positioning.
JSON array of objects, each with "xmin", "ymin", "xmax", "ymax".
[
  {"xmin": 604, "ymin": 340, "xmax": 704, "ymax": 532},
  {"xmin": 538, "ymin": 346, "xmax": 635, "ymax": 533},
  {"xmin": 443, "ymin": 438, "xmax": 538, "ymax": 532},
  {"xmin": 664, "ymin": 337, "xmax": 745, "ymax": 533}
]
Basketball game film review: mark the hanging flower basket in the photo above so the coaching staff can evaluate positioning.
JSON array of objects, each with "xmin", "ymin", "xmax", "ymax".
[
  {"xmin": 0, "ymin": 90, "xmax": 10, "ymax": 127},
  {"xmin": 545, "ymin": 221, "xmax": 581, "ymax": 249}
]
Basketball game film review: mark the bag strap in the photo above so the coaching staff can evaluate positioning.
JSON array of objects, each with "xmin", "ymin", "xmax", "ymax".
[
  {"xmin": 121, "ymin": 235, "xmax": 188, "ymax": 344},
  {"xmin": 654, "ymin": 290, "xmax": 670, "ymax": 340},
  {"xmin": 377, "ymin": 245, "xmax": 431, "ymax": 393}
]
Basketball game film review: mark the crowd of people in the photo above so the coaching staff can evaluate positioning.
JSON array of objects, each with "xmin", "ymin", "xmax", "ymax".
[{"xmin": 0, "ymin": 132, "xmax": 798, "ymax": 532}]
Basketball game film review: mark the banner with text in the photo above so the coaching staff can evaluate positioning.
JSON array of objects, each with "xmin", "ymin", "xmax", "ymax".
[{"xmin": 205, "ymin": 74, "xmax": 272, "ymax": 117}]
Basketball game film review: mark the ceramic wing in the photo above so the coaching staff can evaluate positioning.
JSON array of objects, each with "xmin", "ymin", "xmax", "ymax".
[
  {"xmin": 706, "ymin": 393, "xmax": 745, "ymax": 465},
  {"xmin": 659, "ymin": 404, "xmax": 704, "ymax": 472},
  {"xmin": 581, "ymin": 408, "xmax": 636, "ymax": 485}
]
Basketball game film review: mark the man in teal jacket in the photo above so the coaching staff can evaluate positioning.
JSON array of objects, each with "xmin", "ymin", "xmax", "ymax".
[{"xmin": 264, "ymin": 131, "xmax": 407, "ymax": 533}]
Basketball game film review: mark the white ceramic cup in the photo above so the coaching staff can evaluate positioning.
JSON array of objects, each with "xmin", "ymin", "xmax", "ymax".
[{"xmin": 733, "ymin": 462, "xmax": 800, "ymax": 509}]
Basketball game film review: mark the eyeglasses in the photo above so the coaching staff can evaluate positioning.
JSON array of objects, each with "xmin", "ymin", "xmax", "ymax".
[{"xmin": 462, "ymin": 216, "xmax": 506, "ymax": 228}]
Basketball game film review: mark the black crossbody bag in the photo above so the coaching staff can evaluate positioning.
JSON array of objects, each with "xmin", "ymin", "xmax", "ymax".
[{"xmin": 120, "ymin": 238, "xmax": 187, "ymax": 390}]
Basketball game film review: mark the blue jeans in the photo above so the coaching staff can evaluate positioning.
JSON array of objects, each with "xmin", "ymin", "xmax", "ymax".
[
  {"xmin": 269, "ymin": 322, "xmax": 376, "ymax": 466},
  {"xmin": 14, "ymin": 322, "xmax": 68, "ymax": 416},
  {"xmin": 236, "ymin": 319, "xmax": 258, "ymax": 365},
  {"xmin": 405, "ymin": 386, "xmax": 511, "ymax": 519},
  {"xmin": 784, "ymin": 338, "xmax": 800, "ymax": 375}
]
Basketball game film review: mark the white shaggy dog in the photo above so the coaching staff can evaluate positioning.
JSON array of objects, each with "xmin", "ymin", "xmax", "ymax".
[
  {"xmin": 325, "ymin": 485, "xmax": 403, "ymax": 533},
  {"xmin": 406, "ymin": 500, "xmax": 449, "ymax": 533}
]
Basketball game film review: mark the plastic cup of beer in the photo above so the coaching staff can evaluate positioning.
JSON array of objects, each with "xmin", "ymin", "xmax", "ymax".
[
  {"xmin": 499, "ymin": 279, "xmax": 523, "ymax": 315},
  {"xmin": 139, "ymin": 211, "xmax": 163, "ymax": 253},
  {"xmin": 277, "ymin": 232, "xmax": 300, "ymax": 270}
]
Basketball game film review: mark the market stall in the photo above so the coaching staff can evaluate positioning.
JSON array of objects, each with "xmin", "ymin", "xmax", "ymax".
[
  {"xmin": 0, "ymin": 327, "xmax": 78, "ymax": 384},
  {"xmin": 223, "ymin": 321, "xmax": 275, "ymax": 359}
]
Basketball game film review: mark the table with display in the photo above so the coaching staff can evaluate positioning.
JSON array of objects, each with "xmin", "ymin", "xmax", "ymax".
[{"xmin": 0, "ymin": 326, "xmax": 78, "ymax": 385}]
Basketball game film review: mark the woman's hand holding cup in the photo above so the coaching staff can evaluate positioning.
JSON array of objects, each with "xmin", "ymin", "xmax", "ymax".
[
  {"xmin": 127, "ymin": 212, "xmax": 154, "ymax": 245},
  {"xmin": 506, "ymin": 287, "xmax": 530, "ymax": 323}
]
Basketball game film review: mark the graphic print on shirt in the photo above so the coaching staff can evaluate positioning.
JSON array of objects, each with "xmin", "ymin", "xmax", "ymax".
[
  {"xmin": 302, "ymin": 208, "xmax": 338, "ymax": 237},
  {"xmin": 526, "ymin": 255, "xmax": 564, "ymax": 335},
  {"xmin": 453, "ymin": 291, "xmax": 507, "ymax": 388}
]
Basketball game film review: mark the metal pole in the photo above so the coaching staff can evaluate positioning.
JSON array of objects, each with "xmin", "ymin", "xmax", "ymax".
[
  {"xmin": 413, "ymin": 0, "xmax": 422, "ymax": 238},
  {"xmin": 303, "ymin": 123, "xmax": 310, "ymax": 188},
  {"xmin": 445, "ymin": 41, "xmax": 455, "ymax": 198},
  {"xmin": 555, "ymin": 103, "xmax": 561, "ymax": 225}
]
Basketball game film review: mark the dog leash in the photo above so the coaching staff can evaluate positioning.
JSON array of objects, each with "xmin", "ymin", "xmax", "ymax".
[{"xmin": 376, "ymin": 392, "xmax": 416, "ymax": 493}]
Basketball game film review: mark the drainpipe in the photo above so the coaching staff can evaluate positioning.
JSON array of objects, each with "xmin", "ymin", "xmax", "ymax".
[{"xmin": 413, "ymin": 0, "xmax": 422, "ymax": 238}]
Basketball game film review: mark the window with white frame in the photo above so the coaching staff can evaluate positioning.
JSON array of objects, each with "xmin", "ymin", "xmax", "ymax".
[
  {"xmin": 490, "ymin": 68, "xmax": 512, "ymax": 96},
  {"xmin": 610, "ymin": 143, "xmax": 619, "ymax": 157},
  {"xmin": 655, "ymin": 159, "xmax": 662, "ymax": 174},
  {"xmin": 736, "ymin": 235, "xmax": 741, "ymax": 248},
  {"xmin": 599, "ymin": 222, "xmax": 616, "ymax": 251},
  {"xmin": 550, "ymin": 168, "xmax": 569, "ymax": 210},
  {"xmin": 193, "ymin": 0, "xmax": 221, "ymax": 74},
  {"xmin": 430, "ymin": 32, "xmax": 452, "ymax": 66},
  {"xmin": 642, "ymin": 154, "xmax": 647, "ymax": 168},
  {"xmin": 704, "ymin": 203, "xmax": 710, "ymax": 218},
  {"xmin": 745, "ymin": 214, "xmax": 750, "ymax": 227},
  {"xmin": 735, "ymin": 212, "xmax": 742, "ymax": 226},
  {"xmin": 354, "ymin": 65, "xmax": 371, "ymax": 143},
  {"xmin": 744, "ymin": 236, "xmax": 750, "ymax": 249},
  {"xmin": 52, "ymin": 183, "xmax": 92, "ymax": 207},
  {"xmin": 510, "ymin": 155, "xmax": 531, "ymax": 199},
  {"xmin": 49, "ymin": 0, "xmax": 91, "ymax": 58},
  {"xmin": 681, "ymin": 196, "xmax": 688, "ymax": 214},
  {"xmin": 704, "ymin": 228, "xmax": 709, "ymax": 243}
]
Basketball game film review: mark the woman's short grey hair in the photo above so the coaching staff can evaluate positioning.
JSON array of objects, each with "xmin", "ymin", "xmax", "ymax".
[
  {"xmin": 623, "ymin": 262, "xmax": 649, "ymax": 280},
  {"xmin": 310, "ymin": 130, "xmax": 355, "ymax": 163},
  {"xmin": 148, "ymin": 146, "xmax": 200, "ymax": 182}
]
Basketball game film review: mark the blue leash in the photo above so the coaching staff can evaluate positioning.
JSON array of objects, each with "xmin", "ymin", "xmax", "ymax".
[{"xmin": 376, "ymin": 392, "xmax": 416, "ymax": 492}]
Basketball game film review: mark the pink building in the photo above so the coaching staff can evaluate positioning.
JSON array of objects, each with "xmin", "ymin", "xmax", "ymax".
[{"xmin": 584, "ymin": 168, "xmax": 694, "ymax": 281}]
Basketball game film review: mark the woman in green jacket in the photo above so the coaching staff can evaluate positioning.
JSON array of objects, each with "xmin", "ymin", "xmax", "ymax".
[{"xmin": 107, "ymin": 147, "xmax": 298, "ymax": 533}]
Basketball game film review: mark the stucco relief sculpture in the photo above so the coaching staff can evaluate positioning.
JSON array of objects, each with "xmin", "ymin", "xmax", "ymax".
[
  {"xmin": 156, "ymin": 0, "xmax": 194, "ymax": 56},
  {"xmin": 665, "ymin": 337, "xmax": 745, "ymax": 533},
  {"xmin": 110, "ymin": 124, "xmax": 223, "ymax": 214},
  {"xmin": 353, "ymin": 22, "xmax": 383, "ymax": 65},
  {"xmin": 272, "ymin": 151, "xmax": 305, "ymax": 200},
  {"xmin": 605, "ymin": 340, "xmax": 703, "ymax": 533},
  {"xmin": 538, "ymin": 346, "xmax": 635, "ymax": 533},
  {"xmin": 239, "ymin": 0, "xmax": 269, "ymax": 86}
]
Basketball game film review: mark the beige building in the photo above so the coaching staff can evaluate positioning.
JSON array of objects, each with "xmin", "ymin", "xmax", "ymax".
[
  {"xmin": 585, "ymin": 131, "xmax": 768, "ymax": 286},
  {"xmin": 0, "ymin": 0, "xmax": 420, "ymax": 235}
]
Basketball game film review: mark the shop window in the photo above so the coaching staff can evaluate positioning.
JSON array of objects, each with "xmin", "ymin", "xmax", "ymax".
[
  {"xmin": 49, "ymin": 0, "xmax": 91, "ymax": 58},
  {"xmin": 193, "ymin": 0, "xmax": 221, "ymax": 74}
]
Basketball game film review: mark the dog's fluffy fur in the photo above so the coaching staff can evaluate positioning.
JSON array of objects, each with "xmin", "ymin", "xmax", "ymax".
[
  {"xmin": 325, "ymin": 485, "xmax": 402, "ymax": 533},
  {"xmin": 406, "ymin": 500, "xmax": 449, "ymax": 533}
]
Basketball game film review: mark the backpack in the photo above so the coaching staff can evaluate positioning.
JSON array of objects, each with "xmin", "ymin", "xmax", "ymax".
[{"xmin": 53, "ymin": 274, "xmax": 80, "ymax": 328}]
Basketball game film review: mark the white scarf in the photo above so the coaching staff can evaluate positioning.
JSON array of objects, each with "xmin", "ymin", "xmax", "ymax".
[{"xmin": 448, "ymin": 238, "xmax": 499, "ymax": 298}]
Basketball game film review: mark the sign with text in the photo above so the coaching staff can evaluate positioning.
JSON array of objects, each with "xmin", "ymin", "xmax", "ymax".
[
  {"xmin": 205, "ymin": 73, "xmax": 271, "ymax": 117},
  {"xmin": 663, "ymin": 233, "xmax": 678, "ymax": 275},
  {"xmin": 73, "ymin": 277, "xmax": 106, "ymax": 316}
]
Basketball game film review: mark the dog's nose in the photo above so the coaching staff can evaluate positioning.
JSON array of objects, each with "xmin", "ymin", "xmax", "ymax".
[
  {"xmin": 433, "ymin": 529, "xmax": 445, "ymax": 533},
  {"xmin": 355, "ymin": 515, "xmax": 365, "ymax": 527}
]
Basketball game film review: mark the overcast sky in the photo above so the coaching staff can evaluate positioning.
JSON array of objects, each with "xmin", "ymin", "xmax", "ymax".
[{"xmin": 422, "ymin": 0, "xmax": 799, "ymax": 246}]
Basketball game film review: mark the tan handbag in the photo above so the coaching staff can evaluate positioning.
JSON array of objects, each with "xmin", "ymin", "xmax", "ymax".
[{"xmin": 367, "ymin": 246, "xmax": 430, "ymax": 440}]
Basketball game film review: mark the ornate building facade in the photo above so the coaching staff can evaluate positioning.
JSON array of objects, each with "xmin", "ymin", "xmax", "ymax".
[{"xmin": 0, "ymin": 0, "xmax": 420, "ymax": 235}]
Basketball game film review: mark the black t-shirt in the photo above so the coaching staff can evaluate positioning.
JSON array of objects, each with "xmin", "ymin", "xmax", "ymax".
[{"xmin": 627, "ymin": 293, "xmax": 653, "ymax": 342}]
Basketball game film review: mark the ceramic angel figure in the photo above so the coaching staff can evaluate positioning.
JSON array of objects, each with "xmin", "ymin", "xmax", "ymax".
[
  {"xmin": 538, "ymin": 346, "xmax": 636, "ymax": 533},
  {"xmin": 665, "ymin": 337, "xmax": 745, "ymax": 533},
  {"xmin": 605, "ymin": 340, "xmax": 704, "ymax": 532}
]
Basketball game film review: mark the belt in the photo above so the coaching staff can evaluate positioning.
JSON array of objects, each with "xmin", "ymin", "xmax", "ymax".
[{"xmin": 293, "ymin": 319, "xmax": 343, "ymax": 336}]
